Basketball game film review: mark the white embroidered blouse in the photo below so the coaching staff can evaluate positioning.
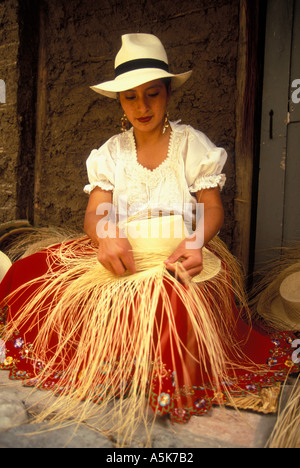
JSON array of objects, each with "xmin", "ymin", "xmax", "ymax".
[{"xmin": 84, "ymin": 121, "xmax": 227, "ymax": 221}]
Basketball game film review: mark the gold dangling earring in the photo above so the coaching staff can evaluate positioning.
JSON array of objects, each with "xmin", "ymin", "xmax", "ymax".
[
  {"xmin": 162, "ymin": 112, "xmax": 169, "ymax": 134},
  {"xmin": 121, "ymin": 113, "xmax": 128, "ymax": 133}
]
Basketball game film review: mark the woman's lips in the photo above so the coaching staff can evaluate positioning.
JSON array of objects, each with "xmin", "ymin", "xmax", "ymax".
[{"xmin": 137, "ymin": 116, "xmax": 152, "ymax": 123}]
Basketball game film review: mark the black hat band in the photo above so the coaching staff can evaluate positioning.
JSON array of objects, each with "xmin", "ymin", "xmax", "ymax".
[{"xmin": 115, "ymin": 58, "xmax": 169, "ymax": 78}]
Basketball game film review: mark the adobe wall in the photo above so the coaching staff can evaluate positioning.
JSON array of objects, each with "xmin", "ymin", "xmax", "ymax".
[
  {"xmin": 0, "ymin": 0, "xmax": 20, "ymax": 221},
  {"xmin": 0, "ymin": 0, "xmax": 240, "ymax": 248}
]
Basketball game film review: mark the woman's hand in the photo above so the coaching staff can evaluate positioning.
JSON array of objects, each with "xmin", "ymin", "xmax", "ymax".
[
  {"xmin": 84, "ymin": 189, "xmax": 136, "ymax": 276},
  {"xmin": 164, "ymin": 187, "xmax": 225, "ymax": 281},
  {"xmin": 97, "ymin": 222, "xmax": 136, "ymax": 276},
  {"xmin": 164, "ymin": 238, "xmax": 203, "ymax": 280}
]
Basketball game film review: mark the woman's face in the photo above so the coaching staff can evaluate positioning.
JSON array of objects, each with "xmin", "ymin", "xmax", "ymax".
[{"xmin": 119, "ymin": 79, "xmax": 170, "ymax": 134}]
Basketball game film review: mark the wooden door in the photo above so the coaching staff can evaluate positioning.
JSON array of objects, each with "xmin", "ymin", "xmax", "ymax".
[{"xmin": 254, "ymin": 0, "xmax": 300, "ymax": 269}]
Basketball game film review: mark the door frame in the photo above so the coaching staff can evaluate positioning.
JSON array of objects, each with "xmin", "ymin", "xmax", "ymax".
[
  {"xmin": 233, "ymin": 0, "xmax": 267, "ymax": 275},
  {"xmin": 253, "ymin": 0, "xmax": 298, "ymax": 271}
]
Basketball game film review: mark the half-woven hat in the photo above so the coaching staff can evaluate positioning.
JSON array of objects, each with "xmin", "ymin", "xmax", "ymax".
[
  {"xmin": 257, "ymin": 263, "xmax": 300, "ymax": 331},
  {"xmin": 123, "ymin": 215, "xmax": 221, "ymax": 283},
  {"xmin": 90, "ymin": 33, "xmax": 192, "ymax": 99}
]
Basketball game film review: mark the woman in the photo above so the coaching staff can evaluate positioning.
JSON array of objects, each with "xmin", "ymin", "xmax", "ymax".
[
  {"xmin": 84, "ymin": 77, "xmax": 223, "ymax": 279},
  {"xmin": 0, "ymin": 33, "xmax": 298, "ymax": 444}
]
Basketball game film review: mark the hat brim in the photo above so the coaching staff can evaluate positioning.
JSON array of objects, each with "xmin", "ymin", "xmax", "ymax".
[
  {"xmin": 90, "ymin": 69, "xmax": 193, "ymax": 99},
  {"xmin": 191, "ymin": 247, "xmax": 221, "ymax": 283},
  {"xmin": 268, "ymin": 296, "xmax": 300, "ymax": 331},
  {"xmin": 256, "ymin": 263, "xmax": 300, "ymax": 331}
]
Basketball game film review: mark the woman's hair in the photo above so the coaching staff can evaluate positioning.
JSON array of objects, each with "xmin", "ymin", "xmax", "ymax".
[{"xmin": 161, "ymin": 77, "xmax": 172, "ymax": 93}]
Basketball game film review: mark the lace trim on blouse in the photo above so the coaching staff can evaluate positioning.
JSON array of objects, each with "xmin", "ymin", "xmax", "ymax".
[
  {"xmin": 191, "ymin": 174, "xmax": 226, "ymax": 192},
  {"xmin": 84, "ymin": 181, "xmax": 114, "ymax": 193},
  {"xmin": 119, "ymin": 128, "xmax": 182, "ymax": 190}
]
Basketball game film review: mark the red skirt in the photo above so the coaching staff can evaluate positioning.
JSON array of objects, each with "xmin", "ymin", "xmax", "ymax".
[{"xmin": 0, "ymin": 239, "xmax": 299, "ymax": 425}]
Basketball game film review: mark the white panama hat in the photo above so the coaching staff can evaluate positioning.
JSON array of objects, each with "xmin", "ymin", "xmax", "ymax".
[{"xmin": 90, "ymin": 33, "xmax": 193, "ymax": 99}]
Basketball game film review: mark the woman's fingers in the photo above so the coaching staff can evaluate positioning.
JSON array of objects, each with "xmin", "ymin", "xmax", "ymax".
[
  {"xmin": 180, "ymin": 253, "xmax": 203, "ymax": 275},
  {"xmin": 119, "ymin": 249, "xmax": 136, "ymax": 274},
  {"xmin": 164, "ymin": 241, "xmax": 203, "ymax": 279},
  {"xmin": 97, "ymin": 237, "xmax": 136, "ymax": 276}
]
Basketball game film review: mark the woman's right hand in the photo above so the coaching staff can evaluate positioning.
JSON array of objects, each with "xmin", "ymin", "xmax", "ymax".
[
  {"xmin": 84, "ymin": 188, "xmax": 136, "ymax": 276},
  {"xmin": 97, "ymin": 222, "xmax": 136, "ymax": 276}
]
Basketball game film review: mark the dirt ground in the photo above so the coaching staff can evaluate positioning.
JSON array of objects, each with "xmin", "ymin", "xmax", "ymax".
[{"xmin": 0, "ymin": 370, "xmax": 297, "ymax": 449}]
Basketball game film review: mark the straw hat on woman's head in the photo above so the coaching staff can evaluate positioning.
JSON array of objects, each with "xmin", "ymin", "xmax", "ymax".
[{"xmin": 90, "ymin": 33, "xmax": 192, "ymax": 99}]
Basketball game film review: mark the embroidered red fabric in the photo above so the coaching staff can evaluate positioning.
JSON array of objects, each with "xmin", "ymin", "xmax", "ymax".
[{"xmin": 0, "ymin": 245, "xmax": 299, "ymax": 424}]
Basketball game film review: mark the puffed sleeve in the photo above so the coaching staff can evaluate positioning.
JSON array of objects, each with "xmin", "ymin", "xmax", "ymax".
[
  {"xmin": 183, "ymin": 126, "xmax": 227, "ymax": 192},
  {"xmin": 83, "ymin": 136, "xmax": 117, "ymax": 194}
]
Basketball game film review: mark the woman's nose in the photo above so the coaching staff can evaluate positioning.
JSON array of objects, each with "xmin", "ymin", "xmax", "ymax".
[{"xmin": 136, "ymin": 95, "xmax": 149, "ymax": 112}]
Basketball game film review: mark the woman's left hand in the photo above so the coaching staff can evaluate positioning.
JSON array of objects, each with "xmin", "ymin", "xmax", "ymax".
[{"xmin": 164, "ymin": 238, "xmax": 203, "ymax": 280}]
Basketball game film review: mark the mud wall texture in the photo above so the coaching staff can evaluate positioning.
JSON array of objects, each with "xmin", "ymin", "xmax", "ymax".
[
  {"xmin": 0, "ymin": 0, "xmax": 20, "ymax": 221},
  {"xmin": 1, "ymin": 0, "xmax": 241, "ymax": 249},
  {"xmin": 0, "ymin": 0, "xmax": 39, "ymax": 222}
]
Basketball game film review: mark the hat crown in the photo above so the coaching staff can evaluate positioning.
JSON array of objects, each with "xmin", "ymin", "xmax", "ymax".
[
  {"xmin": 279, "ymin": 271, "xmax": 300, "ymax": 321},
  {"xmin": 280, "ymin": 271, "xmax": 300, "ymax": 304},
  {"xmin": 115, "ymin": 34, "xmax": 168, "ymax": 68}
]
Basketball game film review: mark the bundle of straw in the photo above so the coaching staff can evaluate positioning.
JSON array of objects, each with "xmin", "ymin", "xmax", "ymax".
[
  {"xmin": 268, "ymin": 376, "xmax": 300, "ymax": 448},
  {"xmin": 2, "ymin": 234, "xmax": 256, "ymax": 445},
  {"xmin": 2, "ymin": 215, "xmax": 260, "ymax": 446}
]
